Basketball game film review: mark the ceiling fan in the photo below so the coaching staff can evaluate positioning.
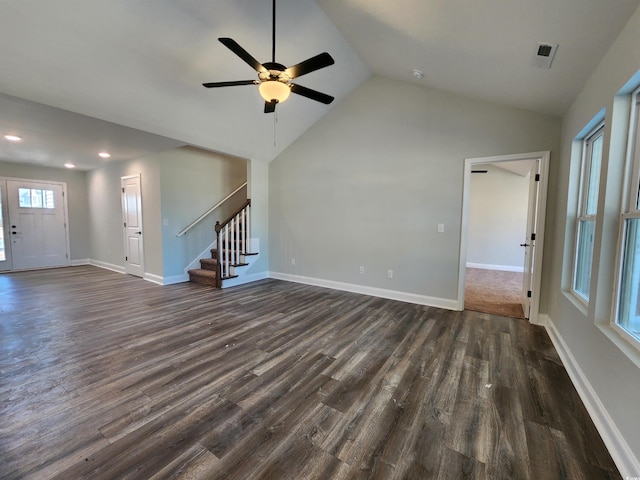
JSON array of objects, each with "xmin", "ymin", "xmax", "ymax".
[{"xmin": 202, "ymin": 0, "xmax": 335, "ymax": 113}]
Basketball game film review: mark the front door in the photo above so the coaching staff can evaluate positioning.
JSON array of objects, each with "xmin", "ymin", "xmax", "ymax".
[
  {"xmin": 121, "ymin": 174, "xmax": 144, "ymax": 277},
  {"xmin": 6, "ymin": 179, "xmax": 69, "ymax": 270}
]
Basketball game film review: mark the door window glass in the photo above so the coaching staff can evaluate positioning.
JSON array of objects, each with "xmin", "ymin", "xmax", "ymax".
[{"xmin": 18, "ymin": 188, "xmax": 55, "ymax": 209}]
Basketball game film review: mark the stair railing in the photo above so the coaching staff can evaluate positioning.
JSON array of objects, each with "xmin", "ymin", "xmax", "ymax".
[
  {"xmin": 215, "ymin": 199, "xmax": 251, "ymax": 287},
  {"xmin": 176, "ymin": 182, "xmax": 247, "ymax": 237}
]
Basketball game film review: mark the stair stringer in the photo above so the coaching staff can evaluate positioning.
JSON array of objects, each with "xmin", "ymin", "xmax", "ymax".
[{"xmin": 184, "ymin": 238, "xmax": 218, "ymax": 276}]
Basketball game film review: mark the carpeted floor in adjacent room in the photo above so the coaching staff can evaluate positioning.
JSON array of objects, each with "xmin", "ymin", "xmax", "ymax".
[{"xmin": 465, "ymin": 268, "xmax": 525, "ymax": 319}]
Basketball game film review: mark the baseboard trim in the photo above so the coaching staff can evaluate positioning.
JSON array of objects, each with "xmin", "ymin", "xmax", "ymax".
[
  {"xmin": 144, "ymin": 273, "xmax": 164, "ymax": 285},
  {"xmin": 71, "ymin": 259, "xmax": 90, "ymax": 266},
  {"xmin": 541, "ymin": 314, "xmax": 640, "ymax": 477},
  {"xmin": 222, "ymin": 271, "xmax": 269, "ymax": 289},
  {"xmin": 163, "ymin": 274, "xmax": 189, "ymax": 285},
  {"xmin": 269, "ymin": 272, "xmax": 459, "ymax": 310},
  {"xmin": 466, "ymin": 262, "xmax": 524, "ymax": 272},
  {"xmin": 89, "ymin": 259, "xmax": 125, "ymax": 274}
]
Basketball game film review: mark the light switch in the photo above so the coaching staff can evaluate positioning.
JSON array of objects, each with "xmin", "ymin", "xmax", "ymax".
[{"xmin": 437, "ymin": 224, "xmax": 445, "ymax": 233}]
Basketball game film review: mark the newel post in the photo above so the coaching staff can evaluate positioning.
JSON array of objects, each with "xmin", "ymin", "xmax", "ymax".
[{"xmin": 214, "ymin": 220, "xmax": 222, "ymax": 288}]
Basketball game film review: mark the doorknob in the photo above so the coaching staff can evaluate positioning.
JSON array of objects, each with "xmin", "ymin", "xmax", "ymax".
[
  {"xmin": 137, "ymin": 231, "xmax": 142, "ymax": 235},
  {"xmin": 520, "ymin": 243, "xmax": 530, "ymax": 247}
]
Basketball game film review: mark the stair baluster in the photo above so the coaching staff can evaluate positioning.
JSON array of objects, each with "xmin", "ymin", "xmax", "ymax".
[{"xmin": 213, "ymin": 199, "xmax": 252, "ymax": 288}]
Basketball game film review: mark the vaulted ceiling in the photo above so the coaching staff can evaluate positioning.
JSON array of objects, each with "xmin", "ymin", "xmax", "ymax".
[{"xmin": 0, "ymin": 0, "xmax": 638, "ymax": 170}]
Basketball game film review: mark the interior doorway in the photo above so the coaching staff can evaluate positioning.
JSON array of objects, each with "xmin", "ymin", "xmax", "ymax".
[{"xmin": 458, "ymin": 151, "xmax": 550, "ymax": 323}]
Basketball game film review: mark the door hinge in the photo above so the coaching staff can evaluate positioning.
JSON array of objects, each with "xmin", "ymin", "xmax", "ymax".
[
  {"xmin": 527, "ymin": 290, "xmax": 532, "ymax": 298},
  {"xmin": 531, "ymin": 233, "xmax": 536, "ymax": 241},
  {"xmin": 535, "ymin": 173, "xmax": 540, "ymax": 181},
  {"xmin": 124, "ymin": 222, "xmax": 127, "ymax": 228},
  {"xmin": 122, "ymin": 187, "xmax": 125, "ymax": 193},
  {"xmin": 125, "ymin": 256, "xmax": 128, "ymax": 261}
]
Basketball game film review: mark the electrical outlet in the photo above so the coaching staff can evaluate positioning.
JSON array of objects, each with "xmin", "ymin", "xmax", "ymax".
[
  {"xmin": 359, "ymin": 266, "xmax": 365, "ymax": 274},
  {"xmin": 437, "ymin": 223, "xmax": 445, "ymax": 233},
  {"xmin": 387, "ymin": 269, "xmax": 393, "ymax": 279},
  {"xmin": 291, "ymin": 258, "xmax": 296, "ymax": 266}
]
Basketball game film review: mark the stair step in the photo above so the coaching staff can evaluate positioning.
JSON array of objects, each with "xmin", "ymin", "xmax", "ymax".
[
  {"xmin": 199, "ymin": 258, "xmax": 218, "ymax": 271},
  {"xmin": 188, "ymin": 268, "xmax": 217, "ymax": 287}
]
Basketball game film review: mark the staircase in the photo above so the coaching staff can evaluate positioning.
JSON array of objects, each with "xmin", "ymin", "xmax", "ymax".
[{"xmin": 188, "ymin": 200, "xmax": 257, "ymax": 288}]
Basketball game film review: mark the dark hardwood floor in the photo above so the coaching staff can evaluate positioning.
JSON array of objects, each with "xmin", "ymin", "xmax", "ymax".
[{"xmin": 0, "ymin": 266, "xmax": 620, "ymax": 479}]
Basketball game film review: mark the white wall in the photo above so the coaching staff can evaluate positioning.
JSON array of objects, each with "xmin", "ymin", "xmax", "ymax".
[
  {"xmin": 269, "ymin": 76, "xmax": 560, "ymax": 305},
  {"xmin": 0, "ymin": 160, "xmax": 90, "ymax": 261},
  {"xmin": 545, "ymin": 5, "xmax": 640, "ymax": 474},
  {"xmin": 467, "ymin": 165, "xmax": 528, "ymax": 271}
]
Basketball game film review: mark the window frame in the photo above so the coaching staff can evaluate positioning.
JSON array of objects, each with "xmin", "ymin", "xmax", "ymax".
[
  {"xmin": 571, "ymin": 122, "xmax": 605, "ymax": 303},
  {"xmin": 612, "ymin": 86, "xmax": 640, "ymax": 350}
]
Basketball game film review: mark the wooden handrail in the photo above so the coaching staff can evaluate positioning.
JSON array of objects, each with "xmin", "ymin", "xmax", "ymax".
[
  {"xmin": 176, "ymin": 182, "xmax": 247, "ymax": 237},
  {"xmin": 215, "ymin": 199, "xmax": 251, "ymax": 233}
]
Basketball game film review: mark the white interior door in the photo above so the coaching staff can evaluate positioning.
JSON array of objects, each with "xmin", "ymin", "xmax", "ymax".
[
  {"xmin": 6, "ymin": 179, "xmax": 69, "ymax": 270},
  {"xmin": 521, "ymin": 162, "xmax": 541, "ymax": 319},
  {"xmin": 121, "ymin": 174, "xmax": 144, "ymax": 277}
]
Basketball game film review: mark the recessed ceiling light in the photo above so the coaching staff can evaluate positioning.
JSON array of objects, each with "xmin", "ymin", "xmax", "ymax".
[
  {"xmin": 4, "ymin": 134, "xmax": 22, "ymax": 142},
  {"xmin": 64, "ymin": 163, "xmax": 76, "ymax": 169},
  {"xmin": 413, "ymin": 69, "xmax": 425, "ymax": 79},
  {"xmin": 98, "ymin": 152, "xmax": 111, "ymax": 158}
]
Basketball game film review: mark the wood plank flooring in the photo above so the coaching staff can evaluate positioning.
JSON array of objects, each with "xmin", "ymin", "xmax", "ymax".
[{"xmin": 0, "ymin": 266, "xmax": 621, "ymax": 479}]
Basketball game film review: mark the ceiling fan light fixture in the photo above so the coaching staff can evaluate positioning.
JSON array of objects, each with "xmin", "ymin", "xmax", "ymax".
[{"xmin": 259, "ymin": 80, "xmax": 291, "ymax": 103}]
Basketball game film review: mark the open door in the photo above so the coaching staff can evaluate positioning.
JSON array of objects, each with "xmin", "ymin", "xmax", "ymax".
[
  {"xmin": 459, "ymin": 151, "xmax": 549, "ymax": 324},
  {"xmin": 521, "ymin": 162, "xmax": 541, "ymax": 319}
]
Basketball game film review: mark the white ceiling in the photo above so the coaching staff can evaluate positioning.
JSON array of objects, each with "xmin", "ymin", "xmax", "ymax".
[{"xmin": 0, "ymin": 0, "xmax": 638, "ymax": 170}]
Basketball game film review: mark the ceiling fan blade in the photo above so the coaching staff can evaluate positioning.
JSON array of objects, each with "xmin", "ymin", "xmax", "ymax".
[
  {"xmin": 264, "ymin": 101, "xmax": 277, "ymax": 114},
  {"xmin": 202, "ymin": 80, "xmax": 257, "ymax": 88},
  {"xmin": 284, "ymin": 52, "xmax": 335, "ymax": 79},
  {"xmin": 290, "ymin": 84, "xmax": 334, "ymax": 105},
  {"xmin": 219, "ymin": 38, "xmax": 267, "ymax": 73}
]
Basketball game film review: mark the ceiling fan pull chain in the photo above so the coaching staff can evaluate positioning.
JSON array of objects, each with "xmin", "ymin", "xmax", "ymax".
[{"xmin": 273, "ymin": 109, "xmax": 277, "ymax": 147}]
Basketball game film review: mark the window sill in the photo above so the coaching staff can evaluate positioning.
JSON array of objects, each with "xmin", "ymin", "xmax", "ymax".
[{"xmin": 563, "ymin": 289, "xmax": 589, "ymax": 316}]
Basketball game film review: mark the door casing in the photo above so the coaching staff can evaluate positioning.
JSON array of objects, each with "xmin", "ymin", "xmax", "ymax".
[
  {"xmin": 458, "ymin": 151, "xmax": 550, "ymax": 324},
  {"xmin": 0, "ymin": 177, "xmax": 70, "ymax": 271}
]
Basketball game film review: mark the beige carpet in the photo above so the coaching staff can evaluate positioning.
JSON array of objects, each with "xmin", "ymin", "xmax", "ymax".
[{"xmin": 464, "ymin": 268, "xmax": 525, "ymax": 319}]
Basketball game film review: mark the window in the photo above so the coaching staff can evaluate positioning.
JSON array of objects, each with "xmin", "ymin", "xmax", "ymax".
[
  {"xmin": 18, "ymin": 188, "xmax": 55, "ymax": 209},
  {"xmin": 615, "ymin": 87, "xmax": 640, "ymax": 345},
  {"xmin": 572, "ymin": 123, "xmax": 604, "ymax": 301}
]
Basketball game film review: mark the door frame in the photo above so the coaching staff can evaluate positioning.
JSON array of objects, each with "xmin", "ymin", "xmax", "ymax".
[
  {"xmin": 0, "ymin": 177, "xmax": 13, "ymax": 271},
  {"xmin": 458, "ymin": 151, "xmax": 550, "ymax": 324}
]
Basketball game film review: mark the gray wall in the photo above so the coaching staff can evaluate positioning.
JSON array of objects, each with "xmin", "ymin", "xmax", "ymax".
[
  {"xmin": 546, "ymin": 5, "xmax": 640, "ymax": 466},
  {"xmin": 467, "ymin": 165, "xmax": 528, "ymax": 270},
  {"xmin": 87, "ymin": 146, "xmax": 247, "ymax": 280},
  {"xmin": 87, "ymin": 156, "xmax": 163, "ymax": 275},
  {"xmin": 269, "ymin": 76, "xmax": 560, "ymax": 302},
  {"xmin": 0, "ymin": 160, "xmax": 90, "ymax": 261},
  {"xmin": 159, "ymin": 146, "xmax": 247, "ymax": 279}
]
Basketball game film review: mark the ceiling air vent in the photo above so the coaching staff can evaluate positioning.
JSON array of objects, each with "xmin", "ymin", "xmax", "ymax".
[{"xmin": 533, "ymin": 42, "xmax": 558, "ymax": 69}]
